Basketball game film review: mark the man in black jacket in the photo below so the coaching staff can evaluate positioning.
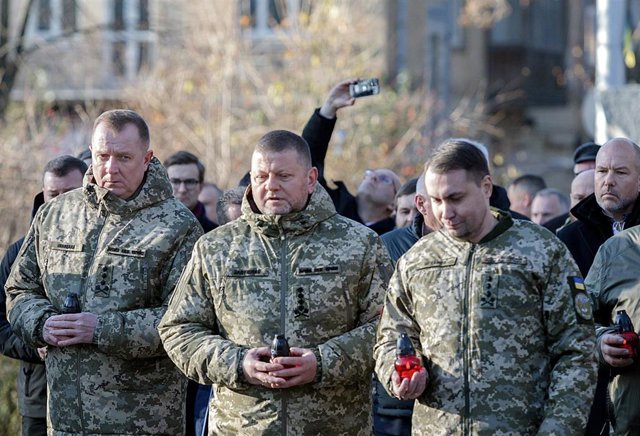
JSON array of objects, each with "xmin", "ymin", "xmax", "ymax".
[
  {"xmin": 0, "ymin": 155, "xmax": 86, "ymax": 436},
  {"xmin": 557, "ymin": 137, "xmax": 640, "ymax": 436},
  {"xmin": 301, "ymin": 79, "xmax": 527, "ymax": 231},
  {"xmin": 558, "ymin": 138, "xmax": 640, "ymax": 276},
  {"xmin": 301, "ymin": 79, "xmax": 400, "ymax": 235}
]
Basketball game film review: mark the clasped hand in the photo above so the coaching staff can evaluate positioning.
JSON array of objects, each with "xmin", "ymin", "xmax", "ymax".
[
  {"xmin": 43, "ymin": 312, "xmax": 98, "ymax": 347},
  {"xmin": 242, "ymin": 346, "xmax": 317, "ymax": 389}
]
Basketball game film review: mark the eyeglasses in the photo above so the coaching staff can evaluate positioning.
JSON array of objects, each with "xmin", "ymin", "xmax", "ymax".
[
  {"xmin": 170, "ymin": 178, "xmax": 200, "ymax": 189},
  {"xmin": 364, "ymin": 170, "xmax": 395, "ymax": 186}
]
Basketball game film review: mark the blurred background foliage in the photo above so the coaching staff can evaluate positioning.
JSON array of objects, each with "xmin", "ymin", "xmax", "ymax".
[{"xmin": 0, "ymin": 1, "xmax": 496, "ymax": 431}]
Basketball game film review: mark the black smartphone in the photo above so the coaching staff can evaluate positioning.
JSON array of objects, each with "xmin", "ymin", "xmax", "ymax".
[{"xmin": 349, "ymin": 78, "xmax": 380, "ymax": 98}]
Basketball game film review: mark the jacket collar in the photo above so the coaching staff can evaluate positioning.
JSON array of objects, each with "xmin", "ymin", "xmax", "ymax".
[
  {"xmin": 439, "ymin": 208, "xmax": 513, "ymax": 247},
  {"xmin": 571, "ymin": 192, "xmax": 640, "ymax": 230},
  {"xmin": 241, "ymin": 183, "xmax": 337, "ymax": 237},
  {"xmin": 82, "ymin": 157, "xmax": 173, "ymax": 216}
]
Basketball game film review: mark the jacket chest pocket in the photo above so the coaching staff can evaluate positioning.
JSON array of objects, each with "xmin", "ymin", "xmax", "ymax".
[
  {"xmin": 293, "ymin": 265, "xmax": 351, "ymax": 332},
  {"xmin": 220, "ymin": 270, "xmax": 277, "ymax": 318},
  {"xmin": 219, "ymin": 270, "xmax": 279, "ymax": 342},
  {"xmin": 43, "ymin": 241, "xmax": 88, "ymax": 311},
  {"xmin": 90, "ymin": 248, "xmax": 149, "ymax": 311}
]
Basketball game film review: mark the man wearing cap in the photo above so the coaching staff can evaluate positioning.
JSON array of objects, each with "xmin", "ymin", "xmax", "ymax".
[
  {"xmin": 574, "ymin": 142, "xmax": 601, "ymax": 175},
  {"xmin": 558, "ymin": 137, "xmax": 640, "ymax": 435}
]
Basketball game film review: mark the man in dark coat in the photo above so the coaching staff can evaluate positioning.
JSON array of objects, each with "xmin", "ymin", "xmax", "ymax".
[
  {"xmin": 558, "ymin": 137, "xmax": 640, "ymax": 436},
  {"xmin": 301, "ymin": 79, "xmax": 400, "ymax": 235},
  {"xmin": 0, "ymin": 155, "xmax": 86, "ymax": 436}
]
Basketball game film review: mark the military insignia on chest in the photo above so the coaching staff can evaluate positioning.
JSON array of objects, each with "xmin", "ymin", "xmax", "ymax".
[
  {"xmin": 480, "ymin": 274, "xmax": 497, "ymax": 308},
  {"xmin": 294, "ymin": 287, "xmax": 309, "ymax": 319}
]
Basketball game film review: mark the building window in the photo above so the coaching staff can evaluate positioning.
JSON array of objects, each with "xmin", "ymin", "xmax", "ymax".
[
  {"xmin": 239, "ymin": 0, "xmax": 311, "ymax": 37},
  {"xmin": 108, "ymin": 0, "xmax": 155, "ymax": 79},
  {"xmin": 37, "ymin": 0, "xmax": 52, "ymax": 31},
  {"xmin": 62, "ymin": 0, "xmax": 77, "ymax": 32},
  {"xmin": 112, "ymin": 0, "xmax": 125, "ymax": 30},
  {"xmin": 31, "ymin": 0, "xmax": 77, "ymax": 36},
  {"xmin": 138, "ymin": 0, "xmax": 149, "ymax": 30},
  {"xmin": 112, "ymin": 41, "xmax": 127, "ymax": 77}
]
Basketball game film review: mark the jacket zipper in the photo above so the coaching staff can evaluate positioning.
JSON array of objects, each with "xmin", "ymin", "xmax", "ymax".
[
  {"xmin": 279, "ymin": 229, "xmax": 288, "ymax": 436},
  {"xmin": 462, "ymin": 244, "xmax": 476, "ymax": 435},
  {"xmin": 77, "ymin": 203, "xmax": 107, "ymax": 433}
]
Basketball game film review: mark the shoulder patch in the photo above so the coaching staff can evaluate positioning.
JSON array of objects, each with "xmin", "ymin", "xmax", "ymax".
[{"xmin": 568, "ymin": 276, "xmax": 593, "ymax": 324}]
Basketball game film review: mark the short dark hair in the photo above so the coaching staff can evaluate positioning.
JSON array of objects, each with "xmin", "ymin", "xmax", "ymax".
[
  {"xmin": 93, "ymin": 109, "xmax": 150, "ymax": 147},
  {"xmin": 535, "ymin": 188, "xmax": 570, "ymax": 211},
  {"xmin": 254, "ymin": 130, "xmax": 312, "ymax": 168},
  {"xmin": 509, "ymin": 174, "xmax": 546, "ymax": 197},
  {"xmin": 163, "ymin": 151, "xmax": 206, "ymax": 182},
  {"xmin": 217, "ymin": 187, "xmax": 245, "ymax": 225},
  {"xmin": 395, "ymin": 177, "xmax": 418, "ymax": 201},
  {"xmin": 426, "ymin": 139, "xmax": 490, "ymax": 184},
  {"xmin": 43, "ymin": 155, "xmax": 88, "ymax": 178}
]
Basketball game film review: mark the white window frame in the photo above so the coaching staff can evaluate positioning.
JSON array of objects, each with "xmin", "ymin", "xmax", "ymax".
[
  {"xmin": 28, "ymin": 0, "xmax": 77, "ymax": 40},
  {"xmin": 242, "ymin": 0, "xmax": 301, "ymax": 40},
  {"xmin": 104, "ymin": 0, "xmax": 155, "ymax": 80}
]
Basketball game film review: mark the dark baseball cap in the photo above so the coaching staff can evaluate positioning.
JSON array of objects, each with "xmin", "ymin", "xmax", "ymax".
[{"xmin": 573, "ymin": 142, "xmax": 601, "ymax": 164}]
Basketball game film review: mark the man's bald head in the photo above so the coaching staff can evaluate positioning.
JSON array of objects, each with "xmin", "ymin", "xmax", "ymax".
[
  {"xmin": 570, "ymin": 169, "xmax": 595, "ymax": 208},
  {"xmin": 594, "ymin": 137, "xmax": 640, "ymax": 220}
]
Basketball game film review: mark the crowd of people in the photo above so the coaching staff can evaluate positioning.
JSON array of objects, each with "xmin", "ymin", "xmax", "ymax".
[{"xmin": 0, "ymin": 78, "xmax": 638, "ymax": 436}]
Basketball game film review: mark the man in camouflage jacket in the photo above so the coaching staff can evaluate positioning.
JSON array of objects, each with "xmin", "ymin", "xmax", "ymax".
[
  {"xmin": 375, "ymin": 139, "xmax": 597, "ymax": 435},
  {"xmin": 159, "ymin": 130, "xmax": 392, "ymax": 435},
  {"xmin": 586, "ymin": 225, "xmax": 640, "ymax": 434},
  {"xmin": 5, "ymin": 110, "xmax": 202, "ymax": 435}
]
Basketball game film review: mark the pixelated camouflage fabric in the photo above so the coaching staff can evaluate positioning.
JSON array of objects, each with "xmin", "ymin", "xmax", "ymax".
[
  {"xmin": 159, "ymin": 183, "xmax": 393, "ymax": 435},
  {"xmin": 6, "ymin": 157, "xmax": 203, "ymax": 435},
  {"xmin": 375, "ymin": 213, "xmax": 597, "ymax": 435}
]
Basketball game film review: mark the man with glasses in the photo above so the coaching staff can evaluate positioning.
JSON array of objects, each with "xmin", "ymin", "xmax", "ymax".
[
  {"xmin": 163, "ymin": 150, "xmax": 217, "ymax": 436},
  {"xmin": 164, "ymin": 151, "xmax": 218, "ymax": 232}
]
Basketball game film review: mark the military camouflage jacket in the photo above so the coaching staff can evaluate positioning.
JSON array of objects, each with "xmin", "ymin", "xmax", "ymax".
[
  {"xmin": 375, "ymin": 211, "xmax": 597, "ymax": 435},
  {"xmin": 6, "ymin": 157, "xmax": 202, "ymax": 435},
  {"xmin": 586, "ymin": 225, "xmax": 640, "ymax": 434},
  {"xmin": 159, "ymin": 183, "xmax": 393, "ymax": 435}
]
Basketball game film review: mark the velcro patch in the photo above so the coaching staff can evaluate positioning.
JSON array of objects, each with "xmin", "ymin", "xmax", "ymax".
[
  {"xmin": 296, "ymin": 265, "xmax": 340, "ymax": 275},
  {"xmin": 227, "ymin": 268, "xmax": 268, "ymax": 277},
  {"xmin": 106, "ymin": 247, "xmax": 145, "ymax": 257},
  {"xmin": 49, "ymin": 241, "xmax": 84, "ymax": 252},
  {"xmin": 568, "ymin": 276, "xmax": 593, "ymax": 324}
]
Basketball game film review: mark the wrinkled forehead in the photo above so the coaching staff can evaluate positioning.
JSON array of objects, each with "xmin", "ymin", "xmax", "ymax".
[
  {"xmin": 425, "ymin": 168, "xmax": 475, "ymax": 196},
  {"xmin": 92, "ymin": 122, "xmax": 147, "ymax": 151},
  {"xmin": 372, "ymin": 168, "xmax": 400, "ymax": 186},
  {"xmin": 596, "ymin": 140, "xmax": 639, "ymax": 167},
  {"xmin": 251, "ymin": 149, "xmax": 306, "ymax": 172}
]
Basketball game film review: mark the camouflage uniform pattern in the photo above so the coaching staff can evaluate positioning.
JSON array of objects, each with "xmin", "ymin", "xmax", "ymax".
[
  {"xmin": 586, "ymin": 225, "xmax": 640, "ymax": 433},
  {"xmin": 159, "ymin": 183, "xmax": 393, "ymax": 435},
  {"xmin": 375, "ymin": 211, "xmax": 597, "ymax": 435},
  {"xmin": 5, "ymin": 157, "xmax": 203, "ymax": 435}
]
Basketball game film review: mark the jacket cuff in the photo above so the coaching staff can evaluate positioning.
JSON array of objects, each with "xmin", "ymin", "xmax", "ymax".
[
  {"xmin": 596, "ymin": 326, "xmax": 617, "ymax": 366},
  {"xmin": 313, "ymin": 347, "xmax": 323, "ymax": 384}
]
